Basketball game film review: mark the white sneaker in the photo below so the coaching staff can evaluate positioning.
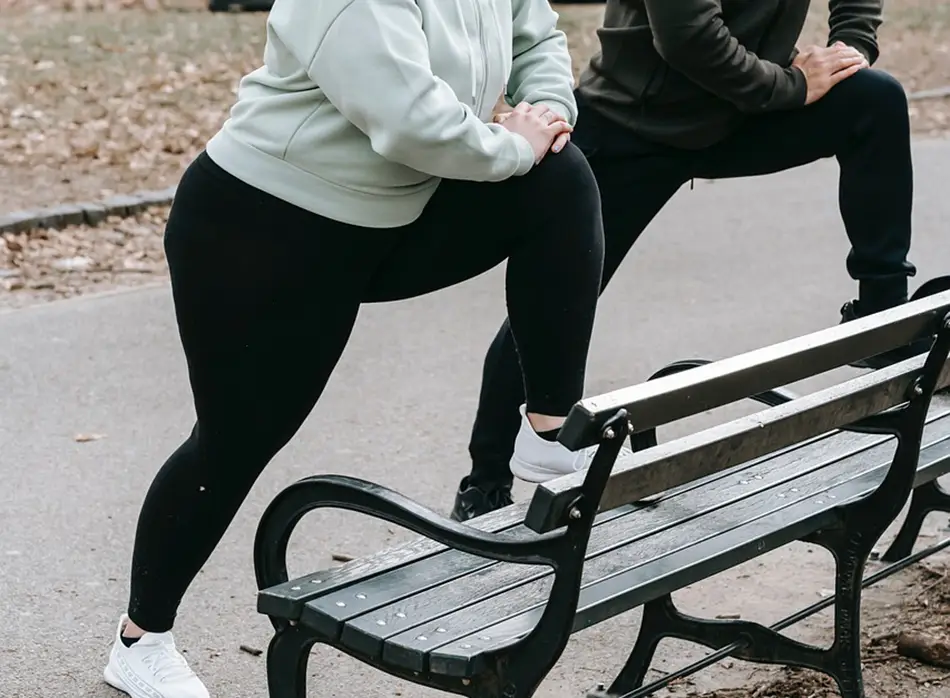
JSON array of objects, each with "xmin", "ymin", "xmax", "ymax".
[
  {"xmin": 104, "ymin": 615, "xmax": 210, "ymax": 698},
  {"xmin": 509, "ymin": 405, "xmax": 633, "ymax": 483}
]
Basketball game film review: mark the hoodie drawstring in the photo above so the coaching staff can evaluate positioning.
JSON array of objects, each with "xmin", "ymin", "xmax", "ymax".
[{"xmin": 451, "ymin": 0, "xmax": 478, "ymax": 106}]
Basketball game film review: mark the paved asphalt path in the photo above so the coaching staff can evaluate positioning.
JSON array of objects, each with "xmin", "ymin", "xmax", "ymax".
[{"xmin": 2, "ymin": 140, "xmax": 949, "ymax": 698}]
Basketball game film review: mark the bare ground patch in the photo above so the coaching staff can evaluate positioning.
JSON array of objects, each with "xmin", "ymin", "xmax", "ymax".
[{"xmin": 674, "ymin": 557, "xmax": 950, "ymax": 698}]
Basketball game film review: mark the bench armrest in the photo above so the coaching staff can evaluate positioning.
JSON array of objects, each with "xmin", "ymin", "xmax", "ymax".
[{"xmin": 254, "ymin": 474, "xmax": 568, "ymax": 594}]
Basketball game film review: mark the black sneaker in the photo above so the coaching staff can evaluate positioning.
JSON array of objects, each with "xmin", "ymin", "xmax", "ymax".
[
  {"xmin": 839, "ymin": 300, "xmax": 932, "ymax": 370},
  {"xmin": 450, "ymin": 477, "xmax": 514, "ymax": 522},
  {"xmin": 841, "ymin": 276, "xmax": 950, "ymax": 371}
]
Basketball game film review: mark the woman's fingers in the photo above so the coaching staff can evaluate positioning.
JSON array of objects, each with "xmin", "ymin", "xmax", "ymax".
[
  {"xmin": 551, "ymin": 131, "xmax": 571, "ymax": 154},
  {"xmin": 501, "ymin": 104, "xmax": 572, "ymax": 156},
  {"xmin": 543, "ymin": 120, "xmax": 572, "ymax": 135}
]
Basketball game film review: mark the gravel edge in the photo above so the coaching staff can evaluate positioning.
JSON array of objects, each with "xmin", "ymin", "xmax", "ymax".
[{"xmin": 0, "ymin": 186, "xmax": 177, "ymax": 235}]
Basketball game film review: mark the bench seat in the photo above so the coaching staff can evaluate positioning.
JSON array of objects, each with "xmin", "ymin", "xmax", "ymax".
[{"xmin": 259, "ymin": 397, "xmax": 950, "ymax": 679}]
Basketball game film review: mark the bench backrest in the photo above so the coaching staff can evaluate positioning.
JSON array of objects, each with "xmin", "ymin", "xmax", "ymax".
[{"xmin": 525, "ymin": 291, "xmax": 950, "ymax": 533}]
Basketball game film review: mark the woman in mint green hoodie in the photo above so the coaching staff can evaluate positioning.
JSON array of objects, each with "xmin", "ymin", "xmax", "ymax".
[{"xmin": 102, "ymin": 1, "xmax": 619, "ymax": 696}]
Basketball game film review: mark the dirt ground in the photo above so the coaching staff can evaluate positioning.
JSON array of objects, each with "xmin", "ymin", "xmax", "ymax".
[
  {"xmin": 0, "ymin": 0, "xmax": 947, "ymax": 216},
  {"xmin": 684, "ymin": 558, "xmax": 950, "ymax": 698},
  {"xmin": 0, "ymin": 0, "xmax": 950, "ymax": 307},
  {"xmin": 2, "ymin": 1, "xmax": 949, "ymax": 307},
  {"xmin": 0, "ymin": 1, "xmax": 948, "ymax": 300}
]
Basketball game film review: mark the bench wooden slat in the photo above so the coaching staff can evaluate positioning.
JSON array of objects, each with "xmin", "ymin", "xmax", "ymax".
[
  {"xmin": 558, "ymin": 290, "xmax": 950, "ymax": 450},
  {"xmin": 430, "ymin": 432, "xmax": 950, "ymax": 677},
  {"xmin": 419, "ymin": 423, "xmax": 950, "ymax": 677},
  {"xmin": 529, "ymin": 355, "xmax": 950, "ymax": 533},
  {"xmin": 298, "ymin": 408, "xmax": 924, "ymax": 639},
  {"xmin": 295, "ymin": 504, "xmax": 636, "ymax": 640},
  {"xmin": 381, "ymin": 443, "xmax": 890, "ymax": 672},
  {"xmin": 257, "ymin": 398, "xmax": 851, "ymax": 620},
  {"xmin": 302, "ymin": 428, "xmax": 871, "ymax": 648},
  {"xmin": 295, "ymin": 404, "xmax": 950, "ymax": 672}
]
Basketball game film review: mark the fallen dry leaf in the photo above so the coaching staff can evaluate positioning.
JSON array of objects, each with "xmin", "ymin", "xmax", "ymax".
[{"xmin": 1, "ymin": 207, "xmax": 170, "ymax": 309}]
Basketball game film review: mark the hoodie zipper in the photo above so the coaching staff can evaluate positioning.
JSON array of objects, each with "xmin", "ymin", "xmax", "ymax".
[
  {"xmin": 450, "ymin": 0, "xmax": 478, "ymax": 107},
  {"xmin": 470, "ymin": 0, "xmax": 490, "ymax": 115}
]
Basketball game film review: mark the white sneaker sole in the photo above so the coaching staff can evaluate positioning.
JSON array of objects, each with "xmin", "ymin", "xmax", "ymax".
[
  {"xmin": 509, "ymin": 454, "xmax": 572, "ymax": 483},
  {"xmin": 103, "ymin": 663, "xmax": 131, "ymax": 696}
]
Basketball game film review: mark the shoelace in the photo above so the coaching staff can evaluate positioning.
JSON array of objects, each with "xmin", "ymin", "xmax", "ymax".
[{"xmin": 140, "ymin": 639, "xmax": 196, "ymax": 683}]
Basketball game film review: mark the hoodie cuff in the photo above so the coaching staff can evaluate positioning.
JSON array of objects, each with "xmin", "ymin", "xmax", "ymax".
[{"xmin": 510, "ymin": 132, "xmax": 537, "ymax": 176}]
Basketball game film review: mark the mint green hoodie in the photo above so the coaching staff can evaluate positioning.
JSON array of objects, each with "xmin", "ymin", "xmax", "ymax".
[{"xmin": 205, "ymin": 0, "xmax": 577, "ymax": 228}]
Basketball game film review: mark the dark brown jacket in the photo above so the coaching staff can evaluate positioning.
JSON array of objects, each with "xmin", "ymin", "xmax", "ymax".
[{"xmin": 577, "ymin": 0, "xmax": 883, "ymax": 149}]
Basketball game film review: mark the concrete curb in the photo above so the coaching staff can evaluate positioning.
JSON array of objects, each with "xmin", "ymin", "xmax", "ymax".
[
  {"xmin": 910, "ymin": 87, "xmax": 950, "ymax": 102},
  {"xmin": 0, "ymin": 186, "xmax": 177, "ymax": 235},
  {"xmin": 0, "ymin": 280, "xmax": 169, "ymax": 318}
]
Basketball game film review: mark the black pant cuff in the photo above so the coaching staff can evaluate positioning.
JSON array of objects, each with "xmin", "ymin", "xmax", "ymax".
[
  {"xmin": 859, "ymin": 280, "xmax": 909, "ymax": 314},
  {"xmin": 467, "ymin": 470, "xmax": 513, "ymax": 491}
]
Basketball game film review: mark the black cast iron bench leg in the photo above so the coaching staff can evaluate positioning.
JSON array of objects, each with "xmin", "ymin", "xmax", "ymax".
[
  {"xmin": 267, "ymin": 625, "xmax": 321, "ymax": 698},
  {"xmin": 597, "ymin": 320, "xmax": 950, "ymax": 698},
  {"xmin": 881, "ymin": 479, "xmax": 950, "ymax": 562}
]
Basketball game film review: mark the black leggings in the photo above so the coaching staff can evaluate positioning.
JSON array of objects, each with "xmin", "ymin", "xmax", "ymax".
[
  {"xmin": 128, "ymin": 147, "xmax": 604, "ymax": 631},
  {"xmin": 468, "ymin": 68, "xmax": 917, "ymax": 488}
]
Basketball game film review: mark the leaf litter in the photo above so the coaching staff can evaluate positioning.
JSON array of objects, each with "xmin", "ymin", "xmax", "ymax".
[{"xmin": 0, "ymin": 0, "xmax": 947, "ymax": 310}]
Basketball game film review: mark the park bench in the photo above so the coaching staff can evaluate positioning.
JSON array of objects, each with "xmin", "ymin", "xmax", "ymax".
[{"xmin": 253, "ymin": 289, "xmax": 950, "ymax": 698}]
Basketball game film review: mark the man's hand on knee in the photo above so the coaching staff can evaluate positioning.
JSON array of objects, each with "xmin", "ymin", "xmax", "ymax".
[{"xmin": 793, "ymin": 42, "xmax": 870, "ymax": 105}]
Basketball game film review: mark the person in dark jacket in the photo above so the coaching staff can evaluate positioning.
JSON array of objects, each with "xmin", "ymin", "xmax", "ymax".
[{"xmin": 451, "ymin": 0, "xmax": 924, "ymax": 521}]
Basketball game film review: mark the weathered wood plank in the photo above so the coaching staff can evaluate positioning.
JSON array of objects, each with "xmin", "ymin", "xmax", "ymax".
[
  {"xmin": 530, "ymin": 358, "xmax": 950, "ymax": 532},
  {"xmin": 559, "ymin": 291, "xmax": 950, "ymax": 450},
  {"xmin": 324, "ymin": 412, "xmax": 950, "ymax": 671},
  {"xmin": 424, "ymin": 428, "xmax": 950, "ymax": 677},
  {"xmin": 300, "ymin": 505, "xmax": 636, "ymax": 641}
]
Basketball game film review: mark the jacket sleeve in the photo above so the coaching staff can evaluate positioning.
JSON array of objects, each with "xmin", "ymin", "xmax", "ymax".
[
  {"xmin": 827, "ymin": 0, "xmax": 883, "ymax": 64},
  {"xmin": 642, "ymin": 0, "xmax": 807, "ymax": 113},
  {"xmin": 288, "ymin": 0, "xmax": 536, "ymax": 181},
  {"xmin": 507, "ymin": 0, "xmax": 578, "ymax": 125}
]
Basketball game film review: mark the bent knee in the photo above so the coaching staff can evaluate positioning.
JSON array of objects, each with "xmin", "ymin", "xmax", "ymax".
[
  {"xmin": 528, "ymin": 141, "xmax": 601, "ymax": 207},
  {"xmin": 841, "ymin": 69, "xmax": 908, "ymax": 111}
]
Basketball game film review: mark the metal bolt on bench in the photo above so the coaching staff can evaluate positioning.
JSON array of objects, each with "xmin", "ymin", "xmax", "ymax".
[{"xmin": 254, "ymin": 286, "xmax": 950, "ymax": 698}]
